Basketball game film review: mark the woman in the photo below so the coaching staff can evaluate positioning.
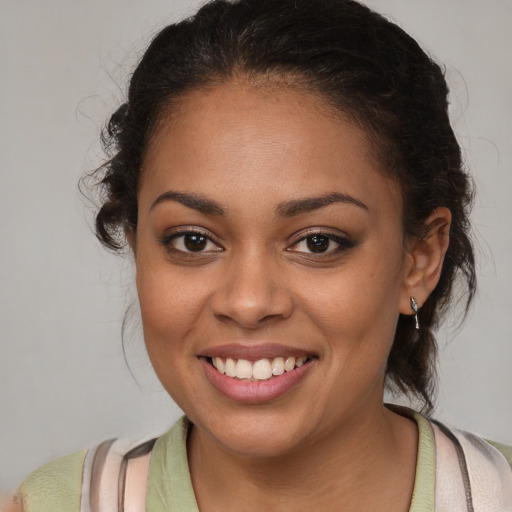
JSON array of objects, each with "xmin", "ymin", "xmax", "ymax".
[{"xmin": 9, "ymin": 0, "xmax": 512, "ymax": 510}]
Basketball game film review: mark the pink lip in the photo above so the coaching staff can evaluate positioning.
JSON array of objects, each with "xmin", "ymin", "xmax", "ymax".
[
  {"xmin": 200, "ymin": 356, "xmax": 315, "ymax": 404},
  {"xmin": 200, "ymin": 343, "xmax": 314, "ymax": 361}
]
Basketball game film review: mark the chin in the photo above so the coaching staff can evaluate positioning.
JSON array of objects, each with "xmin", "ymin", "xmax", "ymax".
[{"xmin": 189, "ymin": 405, "xmax": 321, "ymax": 459}]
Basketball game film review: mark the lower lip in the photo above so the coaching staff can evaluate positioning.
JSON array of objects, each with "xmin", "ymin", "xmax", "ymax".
[{"xmin": 200, "ymin": 357, "xmax": 315, "ymax": 404}]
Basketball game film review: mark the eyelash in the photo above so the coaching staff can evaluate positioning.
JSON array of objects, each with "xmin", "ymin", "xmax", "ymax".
[
  {"xmin": 158, "ymin": 228, "xmax": 356, "ymax": 257},
  {"xmin": 159, "ymin": 228, "xmax": 223, "ymax": 256},
  {"xmin": 287, "ymin": 230, "xmax": 356, "ymax": 256}
]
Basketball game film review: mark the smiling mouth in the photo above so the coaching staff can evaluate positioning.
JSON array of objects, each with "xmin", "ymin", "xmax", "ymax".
[{"xmin": 206, "ymin": 356, "xmax": 314, "ymax": 381}]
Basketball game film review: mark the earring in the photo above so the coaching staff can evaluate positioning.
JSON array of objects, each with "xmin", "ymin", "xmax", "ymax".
[{"xmin": 410, "ymin": 297, "xmax": 420, "ymax": 330}]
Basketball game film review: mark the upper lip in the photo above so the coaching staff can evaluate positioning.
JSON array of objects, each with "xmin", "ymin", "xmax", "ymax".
[{"xmin": 200, "ymin": 343, "xmax": 316, "ymax": 361}]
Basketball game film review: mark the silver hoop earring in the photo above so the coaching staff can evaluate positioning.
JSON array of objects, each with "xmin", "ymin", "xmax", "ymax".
[{"xmin": 410, "ymin": 297, "xmax": 420, "ymax": 330}]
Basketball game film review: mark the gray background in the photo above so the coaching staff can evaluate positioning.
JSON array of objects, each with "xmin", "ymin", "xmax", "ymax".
[{"xmin": 1, "ymin": 0, "xmax": 511, "ymax": 492}]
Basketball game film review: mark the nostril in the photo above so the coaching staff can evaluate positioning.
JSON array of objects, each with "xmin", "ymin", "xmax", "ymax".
[
  {"xmin": 214, "ymin": 311, "xmax": 288, "ymax": 329},
  {"xmin": 261, "ymin": 313, "xmax": 284, "ymax": 323}
]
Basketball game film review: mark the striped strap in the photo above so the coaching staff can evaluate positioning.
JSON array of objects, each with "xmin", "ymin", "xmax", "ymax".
[
  {"xmin": 432, "ymin": 421, "xmax": 473, "ymax": 511},
  {"xmin": 433, "ymin": 420, "xmax": 512, "ymax": 511},
  {"xmin": 80, "ymin": 421, "xmax": 512, "ymax": 511},
  {"xmin": 80, "ymin": 438, "xmax": 155, "ymax": 512}
]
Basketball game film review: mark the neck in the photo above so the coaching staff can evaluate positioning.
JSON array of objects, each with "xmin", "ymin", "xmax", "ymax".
[{"xmin": 187, "ymin": 404, "xmax": 417, "ymax": 512}]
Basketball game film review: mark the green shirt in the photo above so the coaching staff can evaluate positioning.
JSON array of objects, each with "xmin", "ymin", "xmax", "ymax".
[{"xmin": 17, "ymin": 412, "xmax": 512, "ymax": 512}]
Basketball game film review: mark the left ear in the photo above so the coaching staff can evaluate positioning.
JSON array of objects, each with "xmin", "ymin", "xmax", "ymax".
[{"xmin": 399, "ymin": 207, "xmax": 451, "ymax": 315}]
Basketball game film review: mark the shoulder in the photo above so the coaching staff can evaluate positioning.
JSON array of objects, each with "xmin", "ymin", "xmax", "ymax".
[
  {"xmin": 6, "ymin": 419, "xmax": 187, "ymax": 512},
  {"xmin": 453, "ymin": 428, "xmax": 512, "ymax": 476},
  {"xmin": 17, "ymin": 450, "xmax": 87, "ymax": 512},
  {"xmin": 14, "ymin": 431, "xmax": 164, "ymax": 512},
  {"xmin": 486, "ymin": 439, "xmax": 512, "ymax": 469},
  {"xmin": 455, "ymin": 429, "xmax": 512, "ymax": 482},
  {"xmin": 434, "ymin": 422, "xmax": 512, "ymax": 509}
]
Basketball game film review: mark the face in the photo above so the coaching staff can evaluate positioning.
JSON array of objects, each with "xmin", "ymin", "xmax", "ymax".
[{"xmin": 135, "ymin": 81, "xmax": 410, "ymax": 457}]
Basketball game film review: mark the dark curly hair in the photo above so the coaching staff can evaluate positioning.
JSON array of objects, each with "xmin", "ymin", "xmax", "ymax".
[{"xmin": 91, "ymin": 0, "xmax": 476, "ymax": 413}]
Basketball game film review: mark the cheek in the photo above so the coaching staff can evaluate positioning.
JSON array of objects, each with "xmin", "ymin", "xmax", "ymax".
[
  {"xmin": 302, "ymin": 244, "xmax": 405, "ymax": 352},
  {"xmin": 136, "ymin": 258, "xmax": 210, "ymax": 354},
  {"xmin": 135, "ymin": 263, "xmax": 210, "ymax": 403}
]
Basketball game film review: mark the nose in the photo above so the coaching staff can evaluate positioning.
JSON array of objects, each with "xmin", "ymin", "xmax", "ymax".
[{"xmin": 211, "ymin": 249, "xmax": 294, "ymax": 329}]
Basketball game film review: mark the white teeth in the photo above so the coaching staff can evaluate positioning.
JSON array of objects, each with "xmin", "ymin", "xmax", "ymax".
[
  {"xmin": 272, "ymin": 357, "xmax": 285, "ymax": 376},
  {"xmin": 225, "ymin": 358, "xmax": 236, "ymax": 377},
  {"xmin": 235, "ymin": 359, "xmax": 253, "ymax": 379},
  {"xmin": 253, "ymin": 359, "xmax": 273, "ymax": 380},
  {"xmin": 211, "ymin": 355, "xmax": 310, "ymax": 380},
  {"xmin": 214, "ymin": 357, "xmax": 225, "ymax": 374},
  {"xmin": 284, "ymin": 357, "xmax": 296, "ymax": 372},
  {"xmin": 296, "ymin": 356, "xmax": 307, "ymax": 368}
]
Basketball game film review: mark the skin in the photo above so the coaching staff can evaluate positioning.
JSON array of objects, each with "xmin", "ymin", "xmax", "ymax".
[
  {"xmin": 133, "ymin": 80, "xmax": 451, "ymax": 511},
  {"xmin": 0, "ymin": 495, "xmax": 21, "ymax": 512}
]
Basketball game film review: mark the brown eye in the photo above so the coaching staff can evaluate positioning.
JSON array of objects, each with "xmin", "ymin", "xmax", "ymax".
[
  {"xmin": 166, "ymin": 231, "xmax": 222, "ymax": 253},
  {"xmin": 306, "ymin": 235, "xmax": 330, "ymax": 253},
  {"xmin": 184, "ymin": 233, "xmax": 207, "ymax": 251},
  {"xmin": 288, "ymin": 231, "xmax": 355, "ymax": 256}
]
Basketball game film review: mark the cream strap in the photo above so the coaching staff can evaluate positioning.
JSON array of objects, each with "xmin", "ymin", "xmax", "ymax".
[
  {"xmin": 432, "ymin": 422, "xmax": 472, "ymax": 512},
  {"xmin": 432, "ymin": 420, "xmax": 512, "ymax": 511},
  {"xmin": 123, "ymin": 451, "xmax": 152, "ymax": 512},
  {"xmin": 80, "ymin": 437, "xmax": 156, "ymax": 512}
]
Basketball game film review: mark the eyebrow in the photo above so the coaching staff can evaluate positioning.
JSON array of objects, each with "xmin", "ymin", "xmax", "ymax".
[
  {"xmin": 150, "ymin": 191, "xmax": 225, "ymax": 216},
  {"xmin": 276, "ymin": 192, "xmax": 368, "ymax": 217},
  {"xmin": 150, "ymin": 190, "xmax": 367, "ymax": 217}
]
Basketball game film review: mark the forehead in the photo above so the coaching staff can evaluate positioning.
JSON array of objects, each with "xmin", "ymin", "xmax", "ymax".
[{"xmin": 140, "ymin": 81, "xmax": 401, "ymax": 216}]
